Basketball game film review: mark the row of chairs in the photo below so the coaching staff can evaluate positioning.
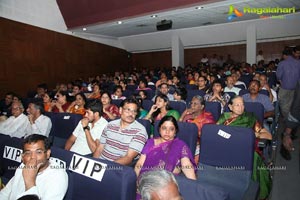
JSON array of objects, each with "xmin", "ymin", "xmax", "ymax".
[{"xmin": 0, "ymin": 122, "xmax": 258, "ymax": 199}]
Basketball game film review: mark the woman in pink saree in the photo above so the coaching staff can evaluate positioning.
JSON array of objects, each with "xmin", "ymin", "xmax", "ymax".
[{"xmin": 135, "ymin": 116, "xmax": 196, "ymax": 180}]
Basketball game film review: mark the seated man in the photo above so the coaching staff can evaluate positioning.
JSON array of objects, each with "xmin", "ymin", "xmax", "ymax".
[
  {"xmin": 138, "ymin": 170, "xmax": 181, "ymax": 200},
  {"xmin": 25, "ymin": 102, "xmax": 52, "ymax": 137},
  {"xmin": 93, "ymin": 98, "xmax": 148, "ymax": 166},
  {"xmin": 0, "ymin": 134, "xmax": 68, "ymax": 200},
  {"xmin": 242, "ymin": 80, "xmax": 275, "ymax": 119},
  {"xmin": 224, "ymin": 75, "xmax": 241, "ymax": 95},
  {"xmin": 65, "ymin": 100, "xmax": 108, "ymax": 155},
  {"xmin": 152, "ymin": 83, "xmax": 174, "ymax": 101},
  {"xmin": 0, "ymin": 102, "xmax": 30, "ymax": 138}
]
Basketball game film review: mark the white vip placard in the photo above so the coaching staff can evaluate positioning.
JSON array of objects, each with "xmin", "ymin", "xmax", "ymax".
[
  {"xmin": 3, "ymin": 146, "xmax": 22, "ymax": 162},
  {"xmin": 69, "ymin": 154, "xmax": 107, "ymax": 181},
  {"xmin": 217, "ymin": 129, "xmax": 231, "ymax": 139}
]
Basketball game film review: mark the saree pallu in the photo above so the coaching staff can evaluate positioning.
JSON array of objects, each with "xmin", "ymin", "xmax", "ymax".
[{"xmin": 217, "ymin": 112, "xmax": 271, "ymax": 199}]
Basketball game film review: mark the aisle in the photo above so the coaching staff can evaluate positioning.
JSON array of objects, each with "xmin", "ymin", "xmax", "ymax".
[{"xmin": 270, "ymin": 128, "xmax": 300, "ymax": 200}]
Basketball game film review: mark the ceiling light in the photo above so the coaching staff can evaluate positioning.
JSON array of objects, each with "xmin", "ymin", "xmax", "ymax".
[
  {"xmin": 82, "ymin": 27, "xmax": 87, "ymax": 31},
  {"xmin": 195, "ymin": 6, "xmax": 204, "ymax": 10},
  {"xmin": 151, "ymin": 15, "xmax": 158, "ymax": 18},
  {"xmin": 117, "ymin": 21, "xmax": 123, "ymax": 25}
]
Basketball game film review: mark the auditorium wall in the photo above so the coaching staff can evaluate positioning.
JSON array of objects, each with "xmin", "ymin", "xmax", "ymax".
[
  {"xmin": 0, "ymin": 17, "xmax": 129, "ymax": 97},
  {"xmin": 132, "ymin": 39, "xmax": 300, "ymax": 69}
]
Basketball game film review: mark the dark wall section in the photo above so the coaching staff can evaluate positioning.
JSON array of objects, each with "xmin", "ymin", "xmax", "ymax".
[
  {"xmin": 132, "ymin": 39, "xmax": 300, "ymax": 69},
  {"xmin": 0, "ymin": 17, "xmax": 128, "ymax": 97},
  {"xmin": 131, "ymin": 51, "xmax": 172, "ymax": 70}
]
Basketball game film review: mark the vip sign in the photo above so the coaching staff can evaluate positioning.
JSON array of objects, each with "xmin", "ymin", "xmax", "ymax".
[
  {"xmin": 70, "ymin": 154, "xmax": 107, "ymax": 181},
  {"xmin": 3, "ymin": 146, "xmax": 23, "ymax": 163}
]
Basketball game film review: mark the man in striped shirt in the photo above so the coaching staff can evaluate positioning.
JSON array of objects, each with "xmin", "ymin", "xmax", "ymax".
[{"xmin": 93, "ymin": 98, "xmax": 148, "ymax": 166}]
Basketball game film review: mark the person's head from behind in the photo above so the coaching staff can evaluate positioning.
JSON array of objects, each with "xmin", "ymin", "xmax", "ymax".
[
  {"xmin": 120, "ymin": 98, "xmax": 140, "ymax": 124},
  {"xmin": 154, "ymin": 94, "xmax": 170, "ymax": 110},
  {"xmin": 228, "ymin": 96, "xmax": 245, "ymax": 117},
  {"xmin": 22, "ymin": 134, "xmax": 51, "ymax": 172},
  {"xmin": 84, "ymin": 100, "xmax": 103, "ymax": 123},
  {"xmin": 27, "ymin": 101, "xmax": 45, "ymax": 116},
  {"xmin": 138, "ymin": 170, "xmax": 182, "ymax": 200},
  {"xmin": 173, "ymin": 87, "xmax": 187, "ymax": 101},
  {"xmin": 11, "ymin": 102, "xmax": 25, "ymax": 118},
  {"xmin": 158, "ymin": 116, "xmax": 178, "ymax": 142}
]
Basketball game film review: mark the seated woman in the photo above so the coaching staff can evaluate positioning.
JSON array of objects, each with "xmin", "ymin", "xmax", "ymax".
[
  {"xmin": 100, "ymin": 91, "xmax": 120, "ymax": 120},
  {"xmin": 66, "ymin": 92, "xmax": 86, "ymax": 116},
  {"xmin": 217, "ymin": 95, "xmax": 272, "ymax": 200},
  {"xmin": 87, "ymin": 83, "xmax": 101, "ymax": 99},
  {"xmin": 49, "ymin": 91, "xmax": 71, "ymax": 113},
  {"xmin": 43, "ymin": 92, "xmax": 54, "ymax": 112},
  {"xmin": 204, "ymin": 79, "xmax": 230, "ymax": 113},
  {"xmin": 111, "ymin": 85, "xmax": 126, "ymax": 100},
  {"xmin": 135, "ymin": 116, "xmax": 196, "ymax": 180},
  {"xmin": 144, "ymin": 94, "xmax": 180, "ymax": 122},
  {"xmin": 179, "ymin": 95, "xmax": 215, "ymax": 163}
]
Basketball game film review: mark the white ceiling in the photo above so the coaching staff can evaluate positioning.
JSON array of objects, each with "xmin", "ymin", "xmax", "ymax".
[{"xmin": 69, "ymin": 0, "xmax": 300, "ymax": 38}]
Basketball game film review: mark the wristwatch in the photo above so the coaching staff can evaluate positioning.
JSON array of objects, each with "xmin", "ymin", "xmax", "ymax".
[{"xmin": 83, "ymin": 126, "xmax": 90, "ymax": 131}]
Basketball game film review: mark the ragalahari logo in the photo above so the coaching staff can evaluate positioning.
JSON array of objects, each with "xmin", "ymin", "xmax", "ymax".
[{"xmin": 228, "ymin": 5, "xmax": 243, "ymax": 21}]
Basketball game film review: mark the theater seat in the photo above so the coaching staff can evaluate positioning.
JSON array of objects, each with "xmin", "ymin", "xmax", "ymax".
[
  {"xmin": 198, "ymin": 124, "xmax": 259, "ymax": 200},
  {"xmin": 50, "ymin": 147, "xmax": 136, "ymax": 200}
]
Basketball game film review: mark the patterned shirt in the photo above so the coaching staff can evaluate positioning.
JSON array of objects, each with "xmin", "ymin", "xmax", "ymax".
[{"xmin": 99, "ymin": 119, "xmax": 148, "ymax": 161}]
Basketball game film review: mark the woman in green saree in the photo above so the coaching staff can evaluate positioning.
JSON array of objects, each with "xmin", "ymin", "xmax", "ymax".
[{"xmin": 217, "ymin": 95, "xmax": 272, "ymax": 200}]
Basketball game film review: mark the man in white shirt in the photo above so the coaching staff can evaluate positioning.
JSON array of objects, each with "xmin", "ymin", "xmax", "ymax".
[
  {"xmin": 224, "ymin": 75, "xmax": 241, "ymax": 95},
  {"xmin": 26, "ymin": 102, "xmax": 52, "ymax": 137},
  {"xmin": 0, "ymin": 102, "xmax": 30, "ymax": 138},
  {"xmin": 65, "ymin": 100, "xmax": 108, "ymax": 155},
  {"xmin": 0, "ymin": 134, "xmax": 68, "ymax": 200}
]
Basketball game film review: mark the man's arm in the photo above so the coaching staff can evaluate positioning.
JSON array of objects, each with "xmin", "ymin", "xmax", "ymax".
[
  {"xmin": 93, "ymin": 140, "xmax": 104, "ymax": 158},
  {"xmin": 84, "ymin": 129, "xmax": 97, "ymax": 152},
  {"xmin": 114, "ymin": 149, "xmax": 139, "ymax": 166},
  {"xmin": 64, "ymin": 134, "xmax": 76, "ymax": 150}
]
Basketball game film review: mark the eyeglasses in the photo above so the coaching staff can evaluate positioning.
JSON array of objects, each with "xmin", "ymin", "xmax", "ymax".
[
  {"xmin": 22, "ymin": 149, "xmax": 47, "ymax": 157},
  {"xmin": 123, "ymin": 107, "xmax": 138, "ymax": 114}
]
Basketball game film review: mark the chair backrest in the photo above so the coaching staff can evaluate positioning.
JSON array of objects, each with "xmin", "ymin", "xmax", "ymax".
[
  {"xmin": 225, "ymin": 92, "xmax": 236, "ymax": 99},
  {"xmin": 198, "ymin": 124, "xmax": 255, "ymax": 200},
  {"xmin": 169, "ymin": 101, "xmax": 187, "ymax": 115},
  {"xmin": 0, "ymin": 135, "xmax": 24, "ymax": 183},
  {"xmin": 204, "ymin": 102, "xmax": 221, "ymax": 121},
  {"xmin": 153, "ymin": 121, "xmax": 198, "ymax": 155},
  {"xmin": 50, "ymin": 147, "xmax": 137, "ymax": 200},
  {"xmin": 235, "ymin": 84, "xmax": 246, "ymax": 90},
  {"xmin": 239, "ymin": 89, "xmax": 249, "ymax": 96},
  {"xmin": 111, "ymin": 99, "xmax": 123, "ymax": 107},
  {"xmin": 136, "ymin": 119, "xmax": 152, "ymax": 138},
  {"xmin": 175, "ymin": 175, "xmax": 229, "ymax": 200},
  {"xmin": 186, "ymin": 90, "xmax": 206, "ymax": 104},
  {"xmin": 47, "ymin": 112, "xmax": 83, "ymax": 138},
  {"xmin": 244, "ymin": 102, "xmax": 264, "ymax": 124},
  {"xmin": 142, "ymin": 99, "xmax": 154, "ymax": 111},
  {"xmin": 259, "ymin": 89, "xmax": 269, "ymax": 96}
]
